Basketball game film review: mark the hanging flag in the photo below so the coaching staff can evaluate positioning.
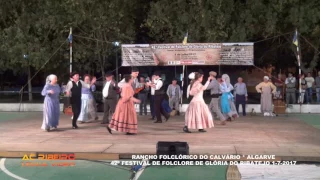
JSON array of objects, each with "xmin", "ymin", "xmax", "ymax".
[
  {"xmin": 68, "ymin": 30, "xmax": 72, "ymax": 44},
  {"xmin": 182, "ymin": 32, "xmax": 188, "ymax": 45},
  {"xmin": 292, "ymin": 30, "xmax": 298, "ymax": 46}
]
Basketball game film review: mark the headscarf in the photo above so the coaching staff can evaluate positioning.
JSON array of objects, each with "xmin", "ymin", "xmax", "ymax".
[
  {"xmin": 188, "ymin": 72, "xmax": 195, "ymax": 80},
  {"xmin": 46, "ymin": 74, "xmax": 57, "ymax": 84},
  {"xmin": 263, "ymin": 76, "xmax": 269, "ymax": 81},
  {"xmin": 222, "ymin": 74, "xmax": 230, "ymax": 86}
]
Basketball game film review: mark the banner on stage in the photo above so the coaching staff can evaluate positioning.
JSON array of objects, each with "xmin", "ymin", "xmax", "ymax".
[{"xmin": 121, "ymin": 43, "xmax": 254, "ymax": 66}]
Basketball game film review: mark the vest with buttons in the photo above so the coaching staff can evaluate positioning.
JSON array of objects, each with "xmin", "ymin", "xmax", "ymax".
[
  {"xmin": 71, "ymin": 81, "xmax": 82, "ymax": 103},
  {"xmin": 154, "ymin": 79, "xmax": 165, "ymax": 95}
]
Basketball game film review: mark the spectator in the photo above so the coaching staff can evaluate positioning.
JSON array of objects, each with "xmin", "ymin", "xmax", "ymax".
[
  {"xmin": 305, "ymin": 72, "xmax": 315, "ymax": 104},
  {"xmin": 316, "ymin": 71, "xmax": 320, "ymax": 104}
]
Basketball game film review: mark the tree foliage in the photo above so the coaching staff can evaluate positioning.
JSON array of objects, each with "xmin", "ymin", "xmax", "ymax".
[{"xmin": 0, "ymin": 0, "xmax": 319, "ymax": 78}]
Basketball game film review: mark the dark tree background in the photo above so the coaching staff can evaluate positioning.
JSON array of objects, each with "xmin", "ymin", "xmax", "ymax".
[{"xmin": 0, "ymin": 0, "xmax": 319, "ymax": 90}]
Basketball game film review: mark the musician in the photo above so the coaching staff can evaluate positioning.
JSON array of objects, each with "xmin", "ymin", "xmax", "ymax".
[
  {"xmin": 118, "ymin": 67, "xmax": 139, "ymax": 90},
  {"xmin": 147, "ymin": 71, "xmax": 170, "ymax": 123},
  {"xmin": 149, "ymin": 75, "xmax": 156, "ymax": 120},
  {"xmin": 137, "ymin": 76, "xmax": 149, "ymax": 115},
  {"xmin": 102, "ymin": 72, "xmax": 119, "ymax": 124}
]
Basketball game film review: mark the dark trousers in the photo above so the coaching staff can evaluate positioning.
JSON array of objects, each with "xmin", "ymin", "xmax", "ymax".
[
  {"xmin": 103, "ymin": 98, "xmax": 117, "ymax": 123},
  {"xmin": 235, "ymin": 94, "xmax": 246, "ymax": 116},
  {"xmin": 154, "ymin": 95, "xmax": 169, "ymax": 122},
  {"xmin": 150, "ymin": 95, "xmax": 155, "ymax": 118},
  {"xmin": 138, "ymin": 93, "xmax": 148, "ymax": 115},
  {"xmin": 306, "ymin": 88, "xmax": 313, "ymax": 103},
  {"xmin": 71, "ymin": 100, "xmax": 81, "ymax": 127}
]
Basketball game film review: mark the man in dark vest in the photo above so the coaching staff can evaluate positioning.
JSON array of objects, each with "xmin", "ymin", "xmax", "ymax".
[
  {"xmin": 147, "ymin": 71, "xmax": 170, "ymax": 123},
  {"xmin": 102, "ymin": 71, "xmax": 119, "ymax": 124},
  {"xmin": 66, "ymin": 72, "xmax": 96, "ymax": 129}
]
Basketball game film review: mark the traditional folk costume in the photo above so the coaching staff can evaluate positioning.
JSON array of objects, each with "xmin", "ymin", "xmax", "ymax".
[
  {"xmin": 41, "ymin": 75, "xmax": 61, "ymax": 131},
  {"xmin": 184, "ymin": 75, "xmax": 214, "ymax": 133},
  {"xmin": 221, "ymin": 74, "xmax": 239, "ymax": 120},
  {"xmin": 255, "ymin": 76, "xmax": 276, "ymax": 116},
  {"xmin": 77, "ymin": 84, "xmax": 96, "ymax": 122},
  {"xmin": 108, "ymin": 83, "xmax": 138, "ymax": 135}
]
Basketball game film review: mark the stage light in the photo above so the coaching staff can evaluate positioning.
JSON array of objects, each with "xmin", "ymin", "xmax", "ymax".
[
  {"xmin": 23, "ymin": 54, "xmax": 28, "ymax": 59},
  {"xmin": 113, "ymin": 41, "xmax": 120, "ymax": 47}
]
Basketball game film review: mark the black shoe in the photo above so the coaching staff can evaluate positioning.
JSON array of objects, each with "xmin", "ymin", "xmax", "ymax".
[
  {"xmin": 183, "ymin": 126, "xmax": 191, "ymax": 133},
  {"xmin": 94, "ymin": 117, "xmax": 99, "ymax": 121},
  {"xmin": 126, "ymin": 132, "xmax": 136, "ymax": 135},
  {"xmin": 154, "ymin": 121, "xmax": 162, "ymax": 123},
  {"xmin": 45, "ymin": 128, "xmax": 50, "ymax": 132},
  {"xmin": 149, "ymin": 117, "xmax": 155, "ymax": 120},
  {"xmin": 165, "ymin": 116, "xmax": 170, "ymax": 122},
  {"xmin": 72, "ymin": 126, "xmax": 78, "ymax": 129},
  {"xmin": 177, "ymin": 111, "xmax": 180, "ymax": 116},
  {"xmin": 198, "ymin": 129, "xmax": 206, "ymax": 132},
  {"xmin": 106, "ymin": 126, "xmax": 112, "ymax": 134}
]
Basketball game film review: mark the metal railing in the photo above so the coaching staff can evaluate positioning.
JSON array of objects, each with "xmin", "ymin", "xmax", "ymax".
[{"xmin": 0, "ymin": 90, "xmax": 319, "ymax": 104}]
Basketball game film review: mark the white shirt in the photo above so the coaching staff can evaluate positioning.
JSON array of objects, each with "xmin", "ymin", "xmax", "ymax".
[
  {"xmin": 154, "ymin": 78, "xmax": 163, "ymax": 90},
  {"xmin": 102, "ymin": 81, "xmax": 111, "ymax": 98},
  {"xmin": 305, "ymin": 77, "xmax": 314, "ymax": 88},
  {"xmin": 118, "ymin": 77, "xmax": 138, "ymax": 89},
  {"xmin": 285, "ymin": 77, "xmax": 296, "ymax": 84},
  {"xmin": 150, "ymin": 78, "xmax": 163, "ymax": 95}
]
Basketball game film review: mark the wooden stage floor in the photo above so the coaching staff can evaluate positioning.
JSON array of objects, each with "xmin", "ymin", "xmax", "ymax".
[{"xmin": 0, "ymin": 112, "xmax": 319, "ymax": 161}]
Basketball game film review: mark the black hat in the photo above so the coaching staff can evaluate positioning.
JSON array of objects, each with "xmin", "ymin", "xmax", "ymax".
[
  {"xmin": 131, "ymin": 67, "xmax": 139, "ymax": 72},
  {"xmin": 216, "ymin": 74, "xmax": 222, "ymax": 79},
  {"xmin": 198, "ymin": 69, "xmax": 204, "ymax": 74},
  {"xmin": 105, "ymin": 71, "xmax": 113, "ymax": 77},
  {"xmin": 153, "ymin": 71, "xmax": 161, "ymax": 76},
  {"xmin": 70, "ymin": 72, "xmax": 79, "ymax": 77}
]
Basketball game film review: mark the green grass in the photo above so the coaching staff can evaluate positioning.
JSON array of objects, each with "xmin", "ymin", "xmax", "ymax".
[
  {"xmin": 0, "ymin": 113, "xmax": 28, "ymax": 122},
  {"xmin": 295, "ymin": 114, "xmax": 320, "ymax": 129},
  {"xmin": 0, "ymin": 159, "xmax": 227, "ymax": 180}
]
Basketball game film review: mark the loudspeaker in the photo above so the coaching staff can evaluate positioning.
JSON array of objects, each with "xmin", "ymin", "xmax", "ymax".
[{"xmin": 156, "ymin": 141, "xmax": 189, "ymax": 157}]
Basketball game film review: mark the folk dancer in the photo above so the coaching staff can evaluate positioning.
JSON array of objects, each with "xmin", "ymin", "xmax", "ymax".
[
  {"xmin": 255, "ymin": 76, "xmax": 277, "ymax": 116},
  {"xmin": 167, "ymin": 78, "xmax": 182, "ymax": 116},
  {"xmin": 66, "ymin": 72, "xmax": 96, "ymax": 129},
  {"xmin": 206, "ymin": 72, "xmax": 227, "ymax": 125},
  {"xmin": 78, "ymin": 74, "xmax": 98, "ymax": 123},
  {"xmin": 285, "ymin": 72, "xmax": 296, "ymax": 105},
  {"xmin": 219, "ymin": 75, "xmax": 238, "ymax": 121},
  {"xmin": 102, "ymin": 71, "xmax": 119, "ymax": 124},
  {"xmin": 184, "ymin": 72, "xmax": 214, "ymax": 133},
  {"xmin": 234, "ymin": 77, "xmax": 248, "ymax": 116},
  {"xmin": 107, "ymin": 75, "xmax": 141, "ymax": 135},
  {"xmin": 146, "ymin": 71, "xmax": 170, "ymax": 123},
  {"xmin": 41, "ymin": 74, "xmax": 60, "ymax": 132},
  {"xmin": 221, "ymin": 74, "xmax": 238, "ymax": 119}
]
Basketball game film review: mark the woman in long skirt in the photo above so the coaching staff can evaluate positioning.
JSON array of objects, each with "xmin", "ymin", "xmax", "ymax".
[
  {"xmin": 184, "ymin": 72, "xmax": 214, "ymax": 133},
  {"xmin": 41, "ymin": 74, "xmax": 61, "ymax": 132},
  {"xmin": 107, "ymin": 75, "xmax": 141, "ymax": 135},
  {"xmin": 221, "ymin": 74, "xmax": 238, "ymax": 121},
  {"xmin": 78, "ymin": 75, "xmax": 97, "ymax": 123},
  {"xmin": 256, "ymin": 76, "xmax": 277, "ymax": 116}
]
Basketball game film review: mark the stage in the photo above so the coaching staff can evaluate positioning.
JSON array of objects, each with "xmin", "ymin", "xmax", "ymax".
[{"xmin": 0, "ymin": 112, "xmax": 319, "ymax": 162}]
